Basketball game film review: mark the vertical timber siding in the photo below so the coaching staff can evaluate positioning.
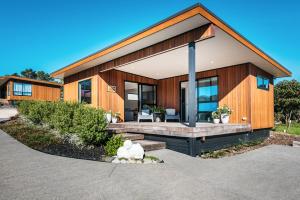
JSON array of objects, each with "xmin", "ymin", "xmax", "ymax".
[
  {"xmin": 64, "ymin": 63, "xmax": 274, "ymax": 129},
  {"xmin": 157, "ymin": 64, "xmax": 251, "ymax": 125},
  {"xmin": 7, "ymin": 80, "xmax": 61, "ymax": 102},
  {"xmin": 64, "ymin": 69, "xmax": 157, "ymax": 121},
  {"xmin": 249, "ymin": 64, "xmax": 274, "ymax": 129}
]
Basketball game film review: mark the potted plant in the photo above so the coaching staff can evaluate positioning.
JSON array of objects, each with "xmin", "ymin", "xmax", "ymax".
[
  {"xmin": 211, "ymin": 110, "xmax": 221, "ymax": 124},
  {"xmin": 151, "ymin": 106, "xmax": 165, "ymax": 122},
  {"xmin": 219, "ymin": 105, "xmax": 232, "ymax": 124},
  {"xmin": 106, "ymin": 110, "xmax": 112, "ymax": 123},
  {"xmin": 112, "ymin": 112, "xmax": 120, "ymax": 123}
]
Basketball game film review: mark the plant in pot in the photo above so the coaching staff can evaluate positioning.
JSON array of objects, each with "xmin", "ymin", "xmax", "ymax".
[
  {"xmin": 106, "ymin": 110, "xmax": 112, "ymax": 123},
  {"xmin": 219, "ymin": 105, "xmax": 232, "ymax": 124},
  {"xmin": 112, "ymin": 112, "xmax": 120, "ymax": 123},
  {"xmin": 151, "ymin": 106, "xmax": 165, "ymax": 122},
  {"xmin": 211, "ymin": 110, "xmax": 221, "ymax": 124}
]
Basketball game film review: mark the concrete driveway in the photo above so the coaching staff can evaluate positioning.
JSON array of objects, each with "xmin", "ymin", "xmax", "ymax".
[
  {"xmin": 0, "ymin": 107, "xmax": 18, "ymax": 122},
  {"xmin": 1, "ymin": 130, "xmax": 300, "ymax": 200}
]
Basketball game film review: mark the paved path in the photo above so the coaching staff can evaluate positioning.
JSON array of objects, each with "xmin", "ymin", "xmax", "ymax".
[
  {"xmin": 0, "ymin": 107, "xmax": 18, "ymax": 122},
  {"xmin": 1, "ymin": 130, "xmax": 300, "ymax": 200}
]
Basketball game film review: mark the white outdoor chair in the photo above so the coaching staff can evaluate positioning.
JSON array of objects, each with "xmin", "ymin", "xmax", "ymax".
[{"xmin": 137, "ymin": 109, "xmax": 154, "ymax": 122}]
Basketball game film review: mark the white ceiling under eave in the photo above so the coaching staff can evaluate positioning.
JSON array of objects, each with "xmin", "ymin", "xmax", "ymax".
[
  {"xmin": 54, "ymin": 14, "xmax": 209, "ymax": 79},
  {"xmin": 116, "ymin": 26, "xmax": 286, "ymax": 79}
]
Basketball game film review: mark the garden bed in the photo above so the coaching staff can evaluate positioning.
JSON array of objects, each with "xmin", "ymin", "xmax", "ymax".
[
  {"xmin": 201, "ymin": 131, "xmax": 300, "ymax": 159},
  {"xmin": 0, "ymin": 117, "xmax": 106, "ymax": 161}
]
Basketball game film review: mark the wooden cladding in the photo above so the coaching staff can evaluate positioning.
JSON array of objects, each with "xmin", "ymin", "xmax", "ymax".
[
  {"xmin": 98, "ymin": 24, "xmax": 214, "ymax": 71},
  {"xmin": 64, "ymin": 63, "xmax": 274, "ymax": 129},
  {"xmin": 7, "ymin": 80, "xmax": 61, "ymax": 102},
  {"xmin": 64, "ymin": 69, "xmax": 157, "ymax": 119},
  {"xmin": 157, "ymin": 63, "xmax": 274, "ymax": 129}
]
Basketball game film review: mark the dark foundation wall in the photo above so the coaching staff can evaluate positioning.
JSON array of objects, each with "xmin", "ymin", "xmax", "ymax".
[{"xmin": 144, "ymin": 129, "xmax": 270, "ymax": 156}]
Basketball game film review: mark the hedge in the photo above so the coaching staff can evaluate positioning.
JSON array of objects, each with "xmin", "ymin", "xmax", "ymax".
[{"xmin": 18, "ymin": 101, "xmax": 108, "ymax": 145}]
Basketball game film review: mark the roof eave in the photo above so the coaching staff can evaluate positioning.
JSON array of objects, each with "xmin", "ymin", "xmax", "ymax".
[{"xmin": 51, "ymin": 3, "xmax": 291, "ymax": 78}]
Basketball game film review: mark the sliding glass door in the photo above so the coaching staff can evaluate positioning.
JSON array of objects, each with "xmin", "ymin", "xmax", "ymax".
[
  {"xmin": 197, "ymin": 77, "xmax": 218, "ymax": 121},
  {"xmin": 180, "ymin": 77, "xmax": 218, "ymax": 122},
  {"xmin": 140, "ymin": 84, "xmax": 156, "ymax": 110},
  {"xmin": 124, "ymin": 81, "xmax": 156, "ymax": 121}
]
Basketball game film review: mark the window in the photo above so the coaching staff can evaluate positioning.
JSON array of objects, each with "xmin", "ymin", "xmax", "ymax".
[
  {"xmin": 197, "ymin": 77, "xmax": 218, "ymax": 121},
  {"xmin": 13, "ymin": 82, "xmax": 32, "ymax": 96},
  {"xmin": 79, "ymin": 79, "xmax": 91, "ymax": 104},
  {"xmin": 257, "ymin": 76, "xmax": 270, "ymax": 90}
]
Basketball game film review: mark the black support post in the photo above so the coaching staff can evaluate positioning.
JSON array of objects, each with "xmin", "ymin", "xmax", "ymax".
[{"xmin": 188, "ymin": 42, "xmax": 196, "ymax": 127}]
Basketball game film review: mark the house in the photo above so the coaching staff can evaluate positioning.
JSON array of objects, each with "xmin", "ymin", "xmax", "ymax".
[
  {"xmin": 0, "ymin": 76, "xmax": 62, "ymax": 105},
  {"xmin": 51, "ymin": 4, "xmax": 291, "ymax": 155}
]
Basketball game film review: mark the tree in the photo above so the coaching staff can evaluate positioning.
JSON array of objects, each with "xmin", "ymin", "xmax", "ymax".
[
  {"xmin": 11, "ymin": 72, "xmax": 20, "ymax": 77},
  {"xmin": 21, "ymin": 68, "xmax": 37, "ymax": 79},
  {"xmin": 274, "ymin": 79, "xmax": 300, "ymax": 128},
  {"xmin": 36, "ymin": 71, "xmax": 54, "ymax": 81}
]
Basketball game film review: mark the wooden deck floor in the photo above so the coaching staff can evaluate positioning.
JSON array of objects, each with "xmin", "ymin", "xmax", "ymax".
[{"xmin": 108, "ymin": 122, "xmax": 251, "ymax": 138}]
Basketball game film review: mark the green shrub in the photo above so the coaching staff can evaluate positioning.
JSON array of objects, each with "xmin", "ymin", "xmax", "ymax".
[
  {"xmin": 17, "ymin": 100, "xmax": 110, "ymax": 146},
  {"xmin": 27, "ymin": 101, "xmax": 45, "ymax": 124},
  {"xmin": 104, "ymin": 135, "xmax": 123, "ymax": 156},
  {"xmin": 49, "ymin": 102, "xmax": 79, "ymax": 135},
  {"xmin": 18, "ymin": 101, "xmax": 34, "ymax": 116},
  {"xmin": 73, "ymin": 105, "xmax": 108, "ymax": 145}
]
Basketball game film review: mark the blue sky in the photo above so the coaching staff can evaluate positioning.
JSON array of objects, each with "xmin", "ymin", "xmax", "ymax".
[{"xmin": 0, "ymin": 0, "xmax": 299, "ymax": 82}]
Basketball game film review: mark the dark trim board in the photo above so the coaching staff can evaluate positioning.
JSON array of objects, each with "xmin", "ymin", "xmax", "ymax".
[{"xmin": 143, "ymin": 129, "xmax": 270, "ymax": 156}]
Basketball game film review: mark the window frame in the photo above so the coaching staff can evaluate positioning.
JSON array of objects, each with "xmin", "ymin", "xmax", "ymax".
[
  {"xmin": 256, "ymin": 75, "xmax": 270, "ymax": 90},
  {"xmin": 197, "ymin": 76, "xmax": 219, "ymax": 122},
  {"xmin": 78, "ymin": 79, "xmax": 92, "ymax": 104},
  {"xmin": 13, "ymin": 82, "xmax": 32, "ymax": 96}
]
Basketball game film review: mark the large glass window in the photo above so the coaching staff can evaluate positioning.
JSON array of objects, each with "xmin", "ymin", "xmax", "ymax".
[
  {"xmin": 78, "ymin": 79, "xmax": 91, "ymax": 104},
  {"xmin": 257, "ymin": 75, "xmax": 269, "ymax": 90},
  {"xmin": 140, "ymin": 84, "xmax": 156, "ymax": 109},
  {"xmin": 197, "ymin": 77, "xmax": 218, "ymax": 121},
  {"xmin": 13, "ymin": 82, "xmax": 32, "ymax": 96}
]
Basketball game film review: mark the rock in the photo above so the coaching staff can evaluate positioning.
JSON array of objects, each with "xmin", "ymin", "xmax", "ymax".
[
  {"xmin": 112, "ymin": 158, "xmax": 120, "ymax": 164},
  {"xmin": 143, "ymin": 158, "xmax": 152, "ymax": 164},
  {"xmin": 293, "ymin": 141, "xmax": 300, "ymax": 147},
  {"xmin": 117, "ymin": 146, "xmax": 130, "ymax": 159},
  {"xmin": 120, "ymin": 159, "xmax": 127, "ymax": 164},
  {"xmin": 128, "ymin": 143, "xmax": 144, "ymax": 159},
  {"xmin": 123, "ymin": 140, "xmax": 133, "ymax": 150},
  {"xmin": 128, "ymin": 159, "xmax": 136, "ymax": 164}
]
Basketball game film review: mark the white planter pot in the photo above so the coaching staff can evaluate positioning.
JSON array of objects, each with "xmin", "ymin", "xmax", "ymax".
[
  {"xmin": 112, "ymin": 117, "xmax": 118, "ymax": 124},
  {"xmin": 213, "ymin": 118, "xmax": 220, "ymax": 124},
  {"xmin": 221, "ymin": 114, "xmax": 230, "ymax": 124},
  {"xmin": 106, "ymin": 113, "xmax": 112, "ymax": 123}
]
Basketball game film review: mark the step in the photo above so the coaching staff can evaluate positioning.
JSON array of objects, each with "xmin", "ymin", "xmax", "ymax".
[
  {"xmin": 119, "ymin": 133, "xmax": 144, "ymax": 141},
  {"xmin": 107, "ymin": 127, "xmax": 128, "ymax": 134},
  {"xmin": 133, "ymin": 140, "xmax": 166, "ymax": 151}
]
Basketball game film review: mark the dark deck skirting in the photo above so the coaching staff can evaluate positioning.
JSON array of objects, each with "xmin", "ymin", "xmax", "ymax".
[{"xmin": 108, "ymin": 123, "xmax": 270, "ymax": 156}]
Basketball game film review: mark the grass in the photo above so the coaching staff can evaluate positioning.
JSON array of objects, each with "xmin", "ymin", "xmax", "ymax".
[
  {"xmin": 273, "ymin": 123, "xmax": 300, "ymax": 136},
  {"xmin": 0, "ymin": 118, "xmax": 59, "ymax": 150}
]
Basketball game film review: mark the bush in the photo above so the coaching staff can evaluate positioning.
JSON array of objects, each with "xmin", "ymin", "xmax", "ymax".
[
  {"xmin": 49, "ymin": 102, "xmax": 79, "ymax": 135},
  {"xmin": 17, "ymin": 100, "xmax": 109, "ymax": 146},
  {"xmin": 18, "ymin": 101, "xmax": 34, "ymax": 116},
  {"xmin": 73, "ymin": 105, "xmax": 108, "ymax": 145},
  {"xmin": 104, "ymin": 135, "xmax": 123, "ymax": 156}
]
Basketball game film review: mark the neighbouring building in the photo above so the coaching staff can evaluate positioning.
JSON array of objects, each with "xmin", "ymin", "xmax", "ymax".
[{"xmin": 0, "ymin": 76, "xmax": 62, "ymax": 104}]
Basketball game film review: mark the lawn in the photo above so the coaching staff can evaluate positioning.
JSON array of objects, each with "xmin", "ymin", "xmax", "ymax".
[{"xmin": 273, "ymin": 123, "xmax": 300, "ymax": 136}]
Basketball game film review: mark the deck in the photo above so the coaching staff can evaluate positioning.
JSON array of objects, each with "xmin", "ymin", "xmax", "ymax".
[{"xmin": 108, "ymin": 122, "xmax": 251, "ymax": 138}]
